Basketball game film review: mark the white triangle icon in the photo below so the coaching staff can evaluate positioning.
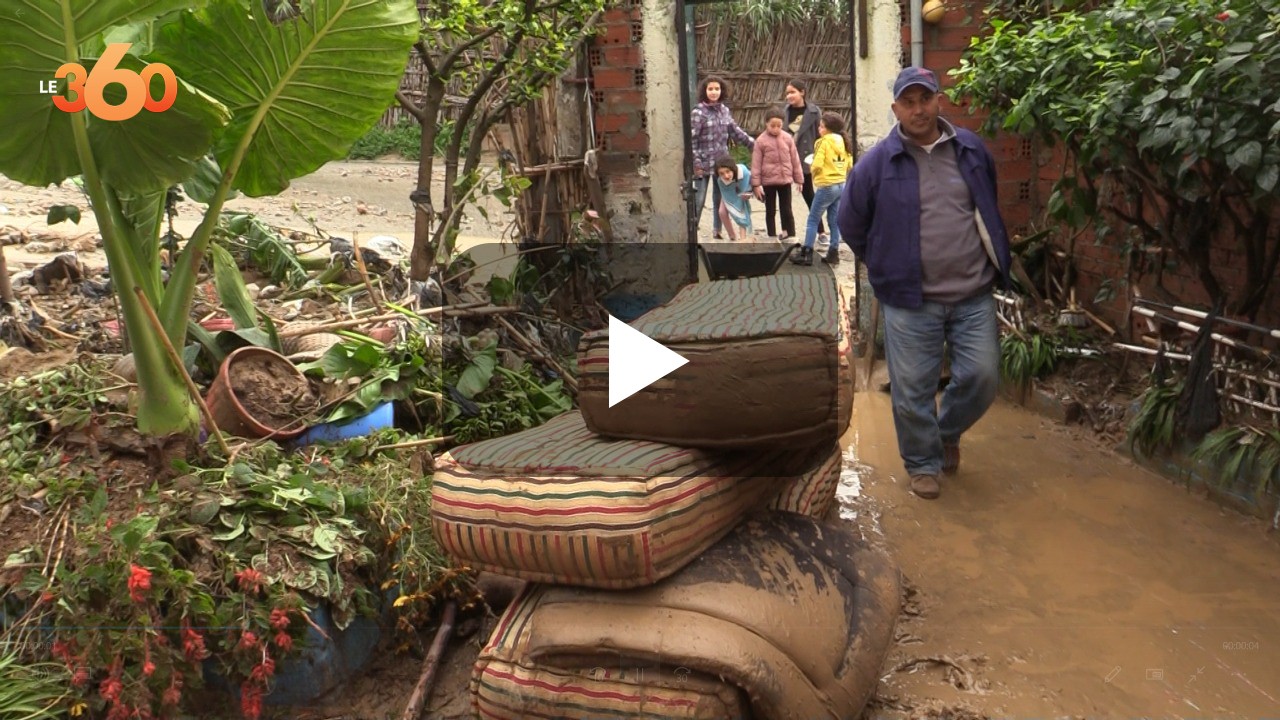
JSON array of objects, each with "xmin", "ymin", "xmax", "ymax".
[{"xmin": 608, "ymin": 314, "xmax": 689, "ymax": 408}]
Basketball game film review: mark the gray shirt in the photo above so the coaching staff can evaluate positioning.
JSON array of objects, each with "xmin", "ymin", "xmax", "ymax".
[{"xmin": 898, "ymin": 119, "xmax": 997, "ymax": 304}]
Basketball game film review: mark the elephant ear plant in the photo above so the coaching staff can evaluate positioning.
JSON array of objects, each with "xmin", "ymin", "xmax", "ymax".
[{"xmin": 0, "ymin": 0, "xmax": 418, "ymax": 438}]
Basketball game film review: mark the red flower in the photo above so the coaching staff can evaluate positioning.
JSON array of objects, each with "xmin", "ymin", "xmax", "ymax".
[
  {"xmin": 1216, "ymin": 10, "xmax": 1230, "ymax": 20},
  {"xmin": 182, "ymin": 625, "xmax": 209, "ymax": 662},
  {"xmin": 240, "ymin": 684, "xmax": 264, "ymax": 720},
  {"xmin": 142, "ymin": 659, "xmax": 156, "ymax": 677},
  {"xmin": 51, "ymin": 639, "xmax": 72, "ymax": 662},
  {"xmin": 162, "ymin": 686, "xmax": 182, "ymax": 707},
  {"xmin": 127, "ymin": 564, "xmax": 152, "ymax": 603},
  {"xmin": 238, "ymin": 630, "xmax": 259, "ymax": 651},
  {"xmin": 269, "ymin": 608, "xmax": 290, "ymax": 630},
  {"xmin": 71, "ymin": 667, "xmax": 90, "ymax": 687},
  {"xmin": 234, "ymin": 568, "xmax": 266, "ymax": 595},
  {"xmin": 39, "ymin": 591, "xmax": 56, "ymax": 605},
  {"xmin": 249, "ymin": 657, "xmax": 276, "ymax": 684},
  {"xmin": 99, "ymin": 675, "xmax": 123, "ymax": 702},
  {"xmin": 274, "ymin": 631, "xmax": 293, "ymax": 652}
]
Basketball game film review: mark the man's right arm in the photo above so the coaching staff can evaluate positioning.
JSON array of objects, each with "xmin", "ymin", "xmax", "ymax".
[{"xmin": 837, "ymin": 151, "xmax": 876, "ymax": 258}]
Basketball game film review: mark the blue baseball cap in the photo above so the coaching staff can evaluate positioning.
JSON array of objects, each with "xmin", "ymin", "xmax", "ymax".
[{"xmin": 893, "ymin": 66, "xmax": 939, "ymax": 99}]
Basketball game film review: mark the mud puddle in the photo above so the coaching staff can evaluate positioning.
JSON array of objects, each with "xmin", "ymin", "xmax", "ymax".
[{"xmin": 844, "ymin": 388, "xmax": 1280, "ymax": 718}]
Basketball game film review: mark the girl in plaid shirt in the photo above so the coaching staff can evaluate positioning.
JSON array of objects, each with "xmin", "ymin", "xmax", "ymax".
[{"xmin": 691, "ymin": 76, "xmax": 754, "ymax": 238}]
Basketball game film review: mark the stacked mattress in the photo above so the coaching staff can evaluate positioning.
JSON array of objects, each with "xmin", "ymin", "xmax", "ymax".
[
  {"xmin": 577, "ymin": 274, "xmax": 854, "ymax": 448},
  {"xmin": 471, "ymin": 513, "xmax": 899, "ymax": 720},
  {"xmin": 430, "ymin": 273, "xmax": 894, "ymax": 719}
]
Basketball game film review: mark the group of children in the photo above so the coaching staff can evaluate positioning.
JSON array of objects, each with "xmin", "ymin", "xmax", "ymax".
[{"xmin": 711, "ymin": 110, "xmax": 850, "ymax": 266}]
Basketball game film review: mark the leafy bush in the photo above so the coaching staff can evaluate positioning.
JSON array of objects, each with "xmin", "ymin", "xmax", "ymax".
[
  {"xmin": 0, "ymin": 651, "xmax": 66, "ymax": 720},
  {"xmin": 348, "ymin": 119, "xmax": 467, "ymax": 161},
  {"xmin": 1192, "ymin": 425, "xmax": 1280, "ymax": 497},
  {"xmin": 0, "ymin": 366, "xmax": 467, "ymax": 719},
  {"xmin": 953, "ymin": 0, "xmax": 1280, "ymax": 319},
  {"xmin": 348, "ymin": 120, "xmax": 423, "ymax": 161},
  {"xmin": 1128, "ymin": 380, "xmax": 1183, "ymax": 458},
  {"xmin": 999, "ymin": 332, "xmax": 1060, "ymax": 388}
]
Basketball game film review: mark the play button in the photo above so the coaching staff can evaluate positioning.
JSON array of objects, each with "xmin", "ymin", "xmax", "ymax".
[{"xmin": 608, "ymin": 314, "xmax": 689, "ymax": 407}]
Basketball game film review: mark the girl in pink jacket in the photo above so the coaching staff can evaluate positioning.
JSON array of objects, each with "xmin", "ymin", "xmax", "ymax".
[{"xmin": 750, "ymin": 108, "xmax": 805, "ymax": 240}]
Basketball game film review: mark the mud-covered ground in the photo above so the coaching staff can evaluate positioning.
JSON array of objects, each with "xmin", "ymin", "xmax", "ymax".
[{"xmin": 5, "ymin": 162, "xmax": 1280, "ymax": 720}]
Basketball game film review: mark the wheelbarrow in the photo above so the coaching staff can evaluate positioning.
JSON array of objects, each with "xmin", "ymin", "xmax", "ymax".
[{"xmin": 698, "ymin": 240, "xmax": 800, "ymax": 280}]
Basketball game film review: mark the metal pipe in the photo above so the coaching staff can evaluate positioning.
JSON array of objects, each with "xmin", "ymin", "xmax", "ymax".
[
  {"xmin": 1135, "ymin": 297, "xmax": 1280, "ymax": 340},
  {"xmin": 1130, "ymin": 306, "xmax": 1277, "ymax": 360},
  {"xmin": 910, "ymin": 0, "xmax": 924, "ymax": 67}
]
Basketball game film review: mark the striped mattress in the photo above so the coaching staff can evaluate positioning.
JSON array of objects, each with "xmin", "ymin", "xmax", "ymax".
[
  {"xmin": 471, "ymin": 512, "xmax": 901, "ymax": 720},
  {"xmin": 578, "ymin": 273, "xmax": 854, "ymax": 448},
  {"xmin": 768, "ymin": 441, "xmax": 844, "ymax": 519},
  {"xmin": 431, "ymin": 411, "xmax": 807, "ymax": 588}
]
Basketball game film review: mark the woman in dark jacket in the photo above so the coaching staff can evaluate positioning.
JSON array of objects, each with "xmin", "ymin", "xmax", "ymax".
[
  {"xmin": 780, "ymin": 79, "xmax": 825, "ymax": 240},
  {"xmin": 691, "ymin": 76, "xmax": 754, "ymax": 238}
]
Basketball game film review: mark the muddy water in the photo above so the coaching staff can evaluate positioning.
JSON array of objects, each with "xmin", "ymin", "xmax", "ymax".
[{"xmin": 842, "ymin": 388, "xmax": 1280, "ymax": 719}]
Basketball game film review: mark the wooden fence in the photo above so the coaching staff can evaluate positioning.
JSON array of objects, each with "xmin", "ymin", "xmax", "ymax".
[
  {"xmin": 383, "ymin": 11, "xmax": 854, "ymax": 133},
  {"xmin": 693, "ymin": 13, "xmax": 853, "ymax": 135}
]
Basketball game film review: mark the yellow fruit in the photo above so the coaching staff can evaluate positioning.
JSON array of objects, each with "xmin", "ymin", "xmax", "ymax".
[{"xmin": 923, "ymin": 0, "xmax": 946, "ymax": 24}]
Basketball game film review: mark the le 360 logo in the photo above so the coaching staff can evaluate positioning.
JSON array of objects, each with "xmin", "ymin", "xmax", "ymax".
[{"xmin": 41, "ymin": 43, "xmax": 177, "ymax": 121}]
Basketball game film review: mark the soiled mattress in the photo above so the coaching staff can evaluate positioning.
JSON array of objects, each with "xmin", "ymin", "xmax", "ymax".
[
  {"xmin": 768, "ymin": 441, "xmax": 843, "ymax": 519},
  {"xmin": 431, "ymin": 412, "xmax": 813, "ymax": 589},
  {"xmin": 578, "ymin": 274, "xmax": 854, "ymax": 448},
  {"xmin": 471, "ymin": 511, "xmax": 901, "ymax": 720}
]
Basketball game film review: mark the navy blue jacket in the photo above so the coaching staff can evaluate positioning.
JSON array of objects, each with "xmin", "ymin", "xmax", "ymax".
[{"xmin": 836, "ymin": 125, "xmax": 1012, "ymax": 309}]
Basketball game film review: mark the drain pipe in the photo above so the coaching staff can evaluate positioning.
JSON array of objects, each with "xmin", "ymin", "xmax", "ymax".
[{"xmin": 909, "ymin": 0, "xmax": 924, "ymax": 67}]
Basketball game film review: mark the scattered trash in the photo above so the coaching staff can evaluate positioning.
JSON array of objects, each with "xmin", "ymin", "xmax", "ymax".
[
  {"xmin": 293, "ymin": 401, "xmax": 394, "ymax": 447},
  {"xmin": 78, "ymin": 278, "xmax": 112, "ymax": 299},
  {"xmin": 412, "ymin": 278, "xmax": 442, "ymax": 308},
  {"xmin": 364, "ymin": 235, "xmax": 407, "ymax": 262},
  {"xmin": 29, "ymin": 252, "xmax": 84, "ymax": 293}
]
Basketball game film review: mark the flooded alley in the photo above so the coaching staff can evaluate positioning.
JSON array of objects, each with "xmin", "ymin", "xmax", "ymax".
[{"xmin": 843, "ymin": 388, "xmax": 1280, "ymax": 718}]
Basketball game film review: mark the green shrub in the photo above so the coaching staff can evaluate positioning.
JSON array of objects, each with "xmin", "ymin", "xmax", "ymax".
[
  {"xmin": 348, "ymin": 120, "xmax": 423, "ymax": 160},
  {"xmin": 348, "ymin": 119, "xmax": 469, "ymax": 161},
  {"xmin": 1129, "ymin": 381, "xmax": 1183, "ymax": 458},
  {"xmin": 1193, "ymin": 425, "xmax": 1280, "ymax": 497}
]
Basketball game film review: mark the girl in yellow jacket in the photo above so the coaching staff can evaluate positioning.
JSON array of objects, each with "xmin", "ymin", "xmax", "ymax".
[{"xmin": 792, "ymin": 113, "xmax": 851, "ymax": 266}]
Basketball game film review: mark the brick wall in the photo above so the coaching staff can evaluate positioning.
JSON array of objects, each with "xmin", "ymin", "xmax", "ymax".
[{"xmin": 587, "ymin": 1, "xmax": 650, "ymax": 176}]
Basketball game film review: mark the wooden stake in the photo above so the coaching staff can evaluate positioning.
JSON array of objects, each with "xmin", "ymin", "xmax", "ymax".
[
  {"xmin": 0, "ymin": 242, "xmax": 14, "ymax": 305},
  {"xmin": 375, "ymin": 435, "xmax": 452, "ymax": 452},
  {"xmin": 276, "ymin": 304, "xmax": 515, "ymax": 339},
  {"xmin": 351, "ymin": 234, "xmax": 386, "ymax": 309},
  {"xmin": 401, "ymin": 600, "xmax": 458, "ymax": 720},
  {"xmin": 132, "ymin": 287, "xmax": 232, "ymax": 456}
]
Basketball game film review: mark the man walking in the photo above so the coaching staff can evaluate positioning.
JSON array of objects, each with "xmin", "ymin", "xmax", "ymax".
[{"xmin": 836, "ymin": 67, "xmax": 1012, "ymax": 500}]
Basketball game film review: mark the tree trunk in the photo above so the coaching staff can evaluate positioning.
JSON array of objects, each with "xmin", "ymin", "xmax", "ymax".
[{"xmin": 410, "ymin": 79, "xmax": 447, "ymax": 281}]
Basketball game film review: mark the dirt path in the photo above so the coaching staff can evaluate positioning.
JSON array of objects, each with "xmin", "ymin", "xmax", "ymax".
[
  {"xmin": 845, "ymin": 385, "xmax": 1280, "ymax": 719},
  {"xmin": 1, "ymin": 158, "xmax": 510, "ymax": 272}
]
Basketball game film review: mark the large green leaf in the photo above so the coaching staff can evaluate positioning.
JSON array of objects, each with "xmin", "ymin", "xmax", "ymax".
[
  {"xmin": 0, "ymin": 1, "xmax": 228, "ymax": 192},
  {"xmin": 152, "ymin": 0, "xmax": 419, "ymax": 198}
]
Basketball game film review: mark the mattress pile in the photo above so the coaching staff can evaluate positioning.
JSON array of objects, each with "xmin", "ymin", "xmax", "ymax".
[{"xmin": 431, "ymin": 273, "xmax": 895, "ymax": 719}]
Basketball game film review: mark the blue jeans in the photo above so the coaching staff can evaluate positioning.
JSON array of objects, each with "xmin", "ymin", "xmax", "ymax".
[
  {"xmin": 694, "ymin": 175, "xmax": 723, "ymax": 235},
  {"xmin": 881, "ymin": 292, "xmax": 999, "ymax": 477},
  {"xmin": 804, "ymin": 183, "xmax": 842, "ymax": 249}
]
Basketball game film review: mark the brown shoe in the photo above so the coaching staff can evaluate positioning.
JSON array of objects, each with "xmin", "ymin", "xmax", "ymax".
[
  {"xmin": 942, "ymin": 443, "xmax": 960, "ymax": 475},
  {"xmin": 910, "ymin": 474, "xmax": 940, "ymax": 500}
]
